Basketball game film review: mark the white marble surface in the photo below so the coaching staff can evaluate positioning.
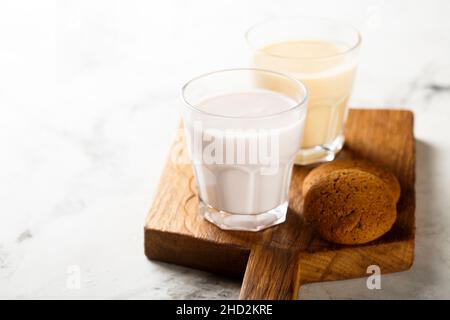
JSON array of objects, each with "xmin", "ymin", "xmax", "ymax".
[{"xmin": 1, "ymin": 0, "xmax": 450, "ymax": 299}]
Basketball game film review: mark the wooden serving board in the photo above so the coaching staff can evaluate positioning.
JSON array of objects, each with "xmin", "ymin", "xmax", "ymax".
[{"xmin": 144, "ymin": 109, "xmax": 415, "ymax": 300}]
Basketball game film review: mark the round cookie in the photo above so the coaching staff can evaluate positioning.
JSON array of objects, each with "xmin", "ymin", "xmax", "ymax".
[
  {"xmin": 302, "ymin": 159, "xmax": 401, "ymax": 203},
  {"xmin": 303, "ymin": 169, "xmax": 397, "ymax": 245}
]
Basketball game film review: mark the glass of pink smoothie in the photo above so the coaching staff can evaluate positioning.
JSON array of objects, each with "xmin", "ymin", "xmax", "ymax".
[{"xmin": 181, "ymin": 68, "xmax": 308, "ymax": 231}]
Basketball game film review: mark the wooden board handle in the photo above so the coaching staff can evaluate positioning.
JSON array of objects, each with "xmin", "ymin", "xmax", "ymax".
[{"xmin": 239, "ymin": 246, "xmax": 301, "ymax": 300}]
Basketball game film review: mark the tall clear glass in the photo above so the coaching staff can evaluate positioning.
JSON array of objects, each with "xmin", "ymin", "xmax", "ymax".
[
  {"xmin": 181, "ymin": 68, "xmax": 308, "ymax": 231},
  {"xmin": 246, "ymin": 17, "xmax": 361, "ymax": 165}
]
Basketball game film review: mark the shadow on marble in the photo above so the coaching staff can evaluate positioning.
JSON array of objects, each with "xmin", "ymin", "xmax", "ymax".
[
  {"xmin": 137, "ymin": 260, "xmax": 241, "ymax": 300},
  {"xmin": 410, "ymin": 139, "xmax": 446, "ymax": 298}
]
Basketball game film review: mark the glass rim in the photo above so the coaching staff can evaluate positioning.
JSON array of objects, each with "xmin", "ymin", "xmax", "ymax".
[
  {"xmin": 245, "ymin": 16, "xmax": 362, "ymax": 61},
  {"xmin": 181, "ymin": 68, "xmax": 308, "ymax": 119}
]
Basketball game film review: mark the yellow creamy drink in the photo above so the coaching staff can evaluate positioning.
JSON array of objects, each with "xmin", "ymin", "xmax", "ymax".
[{"xmin": 254, "ymin": 40, "xmax": 357, "ymax": 151}]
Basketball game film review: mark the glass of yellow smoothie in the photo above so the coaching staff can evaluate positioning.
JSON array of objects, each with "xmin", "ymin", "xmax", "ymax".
[{"xmin": 246, "ymin": 17, "xmax": 361, "ymax": 165}]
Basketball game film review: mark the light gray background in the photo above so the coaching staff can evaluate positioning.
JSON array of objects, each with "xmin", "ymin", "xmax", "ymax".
[{"xmin": 0, "ymin": 0, "xmax": 449, "ymax": 299}]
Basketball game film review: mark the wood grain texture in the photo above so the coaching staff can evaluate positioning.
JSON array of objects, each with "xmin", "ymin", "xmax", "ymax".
[
  {"xmin": 240, "ymin": 246, "xmax": 301, "ymax": 299},
  {"xmin": 144, "ymin": 109, "xmax": 415, "ymax": 300}
]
